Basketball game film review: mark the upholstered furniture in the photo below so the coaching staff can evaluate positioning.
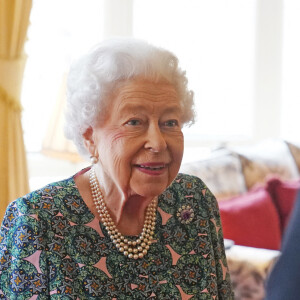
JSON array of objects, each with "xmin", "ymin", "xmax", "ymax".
[
  {"xmin": 181, "ymin": 139, "xmax": 300, "ymax": 202},
  {"xmin": 220, "ymin": 177, "xmax": 300, "ymax": 300},
  {"xmin": 226, "ymin": 245, "xmax": 280, "ymax": 300},
  {"xmin": 180, "ymin": 139, "xmax": 300, "ymax": 300}
]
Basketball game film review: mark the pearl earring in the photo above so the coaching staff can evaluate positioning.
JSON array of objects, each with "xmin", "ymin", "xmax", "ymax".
[{"xmin": 90, "ymin": 156, "xmax": 98, "ymax": 164}]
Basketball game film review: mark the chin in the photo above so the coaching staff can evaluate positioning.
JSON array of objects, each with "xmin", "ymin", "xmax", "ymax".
[
  {"xmin": 130, "ymin": 173, "xmax": 175, "ymax": 198},
  {"xmin": 132, "ymin": 184, "xmax": 167, "ymax": 198}
]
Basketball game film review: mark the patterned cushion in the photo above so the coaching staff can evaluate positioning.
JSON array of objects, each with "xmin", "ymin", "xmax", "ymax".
[
  {"xmin": 233, "ymin": 140, "xmax": 300, "ymax": 190},
  {"xmin": 266, "ymin": 177, "xmax": 300, "ymax": 231},
  {"xmin": 219, "ymin": 187, "xmax": 281, "ymax": 250},
  {"xmin": 180, "ymin": 149, "xmax": 247, "ymax": 200}
]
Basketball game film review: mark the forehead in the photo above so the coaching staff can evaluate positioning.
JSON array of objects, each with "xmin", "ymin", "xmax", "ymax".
[{"xmin": 113, "ymin": 79, "xmax": 181, "ymax": 112}]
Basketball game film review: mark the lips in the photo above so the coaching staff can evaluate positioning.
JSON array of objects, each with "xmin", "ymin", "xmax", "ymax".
[{"xmin": 134, "ymin": 163, "xmax": 168, "ymax": 175}]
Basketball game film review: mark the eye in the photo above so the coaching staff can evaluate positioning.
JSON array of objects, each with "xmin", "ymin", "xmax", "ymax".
[
  {"xmin": 126, "ymin": 119, "xmax": 141, "ymax": 126},
  {"xmin": 164, "ymin": 120, "xmax": 179, "ymax": 127}
]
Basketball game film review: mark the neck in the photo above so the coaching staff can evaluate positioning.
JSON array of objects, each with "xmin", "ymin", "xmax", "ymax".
[
  {"xmin": 92, "ymin": 166, "xmax": 155, "ymax": 235},
  {"xmin": 89, "ymin": 167, "xmax": 157, "ymax": 259},
  {"xmin": 116, "ymin": 195, "xmax": 154, "ymax": 235}
]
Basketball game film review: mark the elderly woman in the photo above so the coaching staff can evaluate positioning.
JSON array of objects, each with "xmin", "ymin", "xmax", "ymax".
[{"xmin": 0, "ymin": 39, "xmax": 233, "ymax": 299}]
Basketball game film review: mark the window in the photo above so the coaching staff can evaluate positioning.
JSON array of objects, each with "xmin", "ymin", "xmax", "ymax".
[
  {"xmin": 281, "ymin": 0, "xmax": 300, "ymax": 144},
  {"xmin": 22, "ymin": 0, "xmax": 104, "ymax": 189},
  {"xmin": 21, "ymin": 0, "xmax": 300, "ymax": 189},
  {"xmin": 134, "ymin": 0, "xmax": 256, "ymax": 143},
  {"xmin": 22, "ymin": 0, "xmax": 104, "ymax": 152}
]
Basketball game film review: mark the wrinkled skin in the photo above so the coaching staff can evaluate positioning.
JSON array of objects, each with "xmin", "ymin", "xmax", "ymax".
[{"xmin": 81, "ymin": 79, "xmax": 184, "ymax": 234}]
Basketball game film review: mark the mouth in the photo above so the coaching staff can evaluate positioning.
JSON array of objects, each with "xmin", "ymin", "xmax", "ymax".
[
  {"xmin": 137, "ymin": 164, "xmax": 166, "ymax": 170},
  {"xmin": 134, "ymin": 163, "xmax": 168, "ymax": 175}
]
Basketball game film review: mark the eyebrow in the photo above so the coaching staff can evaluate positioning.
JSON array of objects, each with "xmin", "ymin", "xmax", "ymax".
[{"xmin": 119, "ymin": 103, "xmax": 182, "ymax": 116}]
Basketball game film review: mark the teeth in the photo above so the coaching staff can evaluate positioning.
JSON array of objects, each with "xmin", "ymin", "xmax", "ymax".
[{"xmin": 139, "ymin": 165, "xmax": 164, "ymax": 170}]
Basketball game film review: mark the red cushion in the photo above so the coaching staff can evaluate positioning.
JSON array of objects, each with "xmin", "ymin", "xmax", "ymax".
[
  {"xmin": 267, "ymin": 177, "xmax": 300, "ymax": 231},
  {"xmin": 219, "ymin": 187, "xmax": 281, "ymax": 250}
]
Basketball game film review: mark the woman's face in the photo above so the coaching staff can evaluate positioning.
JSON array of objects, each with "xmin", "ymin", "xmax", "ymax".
[{"xmin": 90, "ymin": 79, "xmax": 184, "ymax": 198}]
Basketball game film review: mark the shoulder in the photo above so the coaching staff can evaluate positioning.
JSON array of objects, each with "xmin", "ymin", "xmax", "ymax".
[
  {"xmin": 1, "ymin": 177, "xmax": 75, "ymax": 232},
  {"xmin": 0, "ymin": 175, "xmax": 90, "ymax": 255},
  {"xmin": 160, "ymin": 173, "xmax": 218, "ymax": 212},
  {"xmin": 166, "ymin": 173, "xmax": 216, "ymax": 200},
  {"xmin": 172, "ymin": 173, "xmax": 208, "ymax": 188}
]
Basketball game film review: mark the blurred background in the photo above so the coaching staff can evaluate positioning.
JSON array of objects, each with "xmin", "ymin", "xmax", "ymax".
[{"xmin": 2, "ymin": 0, "xmax": 300, "ymax": 206}]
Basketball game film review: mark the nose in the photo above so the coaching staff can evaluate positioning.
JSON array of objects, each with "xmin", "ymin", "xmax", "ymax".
[{"xmin": 144, "ymin": 123, "xmax": 167, "ymax": 153}]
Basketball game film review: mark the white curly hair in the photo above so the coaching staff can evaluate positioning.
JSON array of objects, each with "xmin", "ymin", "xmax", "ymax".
[{"xmin": 64, "ymin": 38, "xmax": 195, "ymax": 159}]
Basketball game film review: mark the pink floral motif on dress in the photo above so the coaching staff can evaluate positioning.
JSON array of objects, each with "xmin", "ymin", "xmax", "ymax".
[
  {"xmin": 86, "ymin": 218, "xmax": 105, "ymax": 237},
  {"xmin": 131, "ymin": 283, "xmax": 138, "ymax": 289},
  {"xmin": 94, "ymin": 257, "xmax": 112, "ymax": 278},
  {"xmin": 50, "ymin": 290, "xmax": 58, "ymax": 295},
  {"xmin": 24, "ymin": 250, "xmax": 42, "ymax": 273},
  {"xmin": 176, "ymin": 284, "xmax": 193, "ymax": 299},
  {"xmin": 29, "ymin": 214, "xmax": 38, "ymax": 221},
  {"xmin": 220, "ymin": 259, "xmax": 228, "ymax": 281},
  {"xmin": 157, "ymin": 207, "xmax": 172, "ymax": 225},
  {"xmin": 165, "ymin": 244, "xmax": 181, "ymax": 265}
]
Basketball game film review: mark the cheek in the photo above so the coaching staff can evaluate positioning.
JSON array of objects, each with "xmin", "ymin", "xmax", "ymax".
[
  {"xmin": 169, "ymin": 134, "xmax": 184, "ymax": 171},
  {"xmin": 169, "ymin": 132, "xmax": 184, "ymax": 155},
  {"xmin": 112, "ymin": 127, "xmax": 148, "ymax": 150},
  {"xmin": 97, "ymin": 130, "xmax": 124, "ymax": 167},
  {"xmin": 104, "ymin": 130, "xmax": 143, "ymax": 167},
  {"xmin": 110, "ymin": 128, "xmax": 141, "ymax": 146},
  {"xmin": 98, "ymin": 138, "xmax": 131, "ymax": 186},
  {"xmin": 100, "ymin": 128, "xmax": 129, "ymax": 152}
]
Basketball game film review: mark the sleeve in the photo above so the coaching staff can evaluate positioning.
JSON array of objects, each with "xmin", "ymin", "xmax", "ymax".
[
  {"xmin": 201, "ymin": 180, "xmax": 234, "ymax": 299},
  {"xmin": 0, "ymin": 199, "xmax": 49, "ymax": 299}
]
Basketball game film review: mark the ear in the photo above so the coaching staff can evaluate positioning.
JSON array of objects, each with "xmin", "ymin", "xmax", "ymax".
[{"xmin": 83, "ymin": 127, "xmax": 98, "ymax": 157}]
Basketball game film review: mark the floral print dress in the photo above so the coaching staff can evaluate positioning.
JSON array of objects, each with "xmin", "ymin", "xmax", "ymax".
[{"xmin": 0, "ymin": 172, "xmax": 233, "ymax": 299}]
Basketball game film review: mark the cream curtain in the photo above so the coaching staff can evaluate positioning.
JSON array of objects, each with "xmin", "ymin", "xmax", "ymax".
[{"xmin": 0, "ymin": 0, "xmax": 32, "ymax": 221}]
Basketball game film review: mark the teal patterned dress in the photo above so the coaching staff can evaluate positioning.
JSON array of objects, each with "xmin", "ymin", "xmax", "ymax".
[{"xmin": 0, "ymin": 171, "xmax": 233, "ymax": 299}]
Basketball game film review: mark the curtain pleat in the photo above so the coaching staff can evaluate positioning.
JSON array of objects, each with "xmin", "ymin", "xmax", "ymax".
[{"xmin": 0, "ymin": 0, "xmax": 32, "ymax": 222}]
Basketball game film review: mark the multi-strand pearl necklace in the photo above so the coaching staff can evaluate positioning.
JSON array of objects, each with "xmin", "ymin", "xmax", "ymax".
[{"xmin": 89, "ymin": 167, "xmax": 157, "ymax": 259}]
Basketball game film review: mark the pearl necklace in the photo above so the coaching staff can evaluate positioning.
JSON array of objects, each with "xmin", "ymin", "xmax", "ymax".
[{"xmin": 89, "ymin": 167, "xmax": 157, "ymax": 259}]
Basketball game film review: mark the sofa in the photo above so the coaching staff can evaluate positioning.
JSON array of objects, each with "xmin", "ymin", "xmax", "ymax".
[{"xmin": 180, "ymin": 139, "xmax": 300, "ymax": 300}]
